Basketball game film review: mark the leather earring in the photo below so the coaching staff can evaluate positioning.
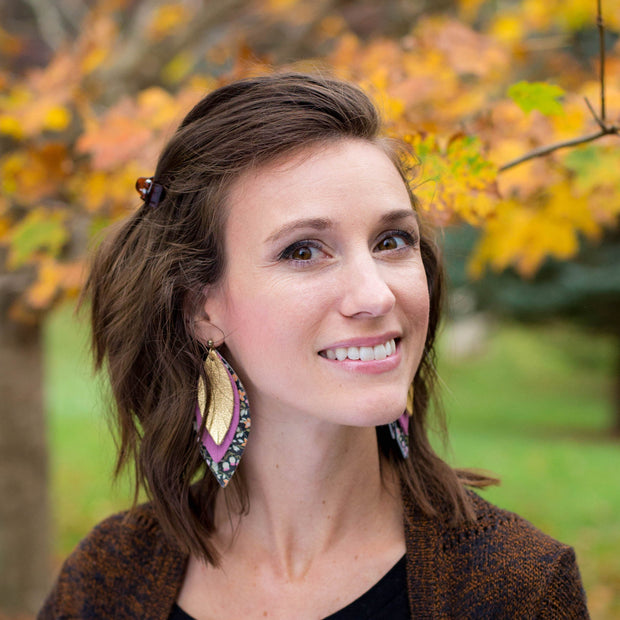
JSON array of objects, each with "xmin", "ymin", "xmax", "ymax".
[
  {"xmin": 389, "ymin": 384, "xmax": 414, "ymax": 459},
  {"xmin": 195, "ymin": 341, "xmax": 251, "ymax": 487}
]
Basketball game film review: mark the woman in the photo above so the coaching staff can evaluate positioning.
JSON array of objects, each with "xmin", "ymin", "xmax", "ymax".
[{"xmin": 40, "ymin": 73, "xmax": 589, "ymax": 619}]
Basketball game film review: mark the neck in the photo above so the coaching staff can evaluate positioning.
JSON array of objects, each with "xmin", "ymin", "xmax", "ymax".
[{"xmin": 214, "ymin": 413, "xmax": 402, "ymax": 579}]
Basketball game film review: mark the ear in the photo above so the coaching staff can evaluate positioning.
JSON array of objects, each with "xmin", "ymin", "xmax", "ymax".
[{"xmin": 193, "ymin": 286, "xmax": 227, "ymax": 345}]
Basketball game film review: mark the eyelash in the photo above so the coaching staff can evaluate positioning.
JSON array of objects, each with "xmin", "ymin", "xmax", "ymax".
[
  {"xmin": 278, "ymin": 229, "xmax": 418, "ymax": 265},
  {"xmin": 377, "ymin": 229, "xmax": 418, "ymax": 252},
  {"xmin": 278, "ymin": 240, "xmax": 324, "ymax": 263}
]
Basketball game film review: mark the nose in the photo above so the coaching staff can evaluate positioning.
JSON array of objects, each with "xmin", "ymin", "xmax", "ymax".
[{"xmin": 338, "ymin": 255, "xmax": 396, "ymax": 318}]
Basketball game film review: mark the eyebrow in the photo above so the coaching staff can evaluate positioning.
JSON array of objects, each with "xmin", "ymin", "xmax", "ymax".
[
  {"xmin": 378, "ymin": 209, "xmax": 418, "ymax": 227},
  {"xmin": 265, "ymin": 217, "xmax": 332, "ymax": 244},
  {"xmin": 265, "ymin": 208, "xmax": 417, "ymax": 245}
]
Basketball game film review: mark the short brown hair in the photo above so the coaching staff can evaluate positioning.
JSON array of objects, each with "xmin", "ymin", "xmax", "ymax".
[{"xmin": 85, "ymin": 72, "xmax": 492, "ymax": 564}]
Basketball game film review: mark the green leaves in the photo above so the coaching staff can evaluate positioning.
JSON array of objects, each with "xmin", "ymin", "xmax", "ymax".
[
  {"xmin": 508, "ymin": 81, "xmax": 565, "ymax": 116},
  {"xmin": 8, "ymin": 209, "xmax": 68, "ymax": 268}
]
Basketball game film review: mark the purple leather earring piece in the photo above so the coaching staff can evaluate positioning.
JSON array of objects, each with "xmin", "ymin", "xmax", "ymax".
[{"xmin": 195, "ymin": 349, "xmax": 251, "ymax": 487}]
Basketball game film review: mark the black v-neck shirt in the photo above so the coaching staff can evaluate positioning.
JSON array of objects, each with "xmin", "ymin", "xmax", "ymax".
[{"xmin": 168, "ymin": 554, "xmax": 409, "ymax": 620}]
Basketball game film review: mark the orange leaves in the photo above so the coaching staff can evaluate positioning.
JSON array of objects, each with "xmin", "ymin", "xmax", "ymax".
[
  {"xmin": 25, "ymin": 259, "xmax": 84, "ymax": 310},
  {"xmin": 1, "ymin": 0, "xmax": 618, "ymax": 321},
  {"xmin": 77, "ymin": 101, "xmax": 153, "ymax": 170},
  {"xmin": 76, "ymin": 87, "xmax": 189, "ymax": 170},
  {"xmin": 1, "ymin": 143, "xmax": 72, "ymax": 204},
  {"xmin": 419, "ymin": 18, "xmax": 508, "ymax": 79}
]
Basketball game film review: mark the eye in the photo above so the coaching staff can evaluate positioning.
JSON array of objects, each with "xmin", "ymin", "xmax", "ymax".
[
  {"xmin": 375, "ymin": 230, "xmax": 416, "ymax": 252},
  {"xmin": 278, "ymin": 240, "xmax": 324, "ymax": 263}
]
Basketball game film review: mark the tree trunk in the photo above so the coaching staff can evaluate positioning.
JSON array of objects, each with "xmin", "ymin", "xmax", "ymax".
[{"xmin": 0, "ymin": 274, "xmax": 50, "ymax": 615}]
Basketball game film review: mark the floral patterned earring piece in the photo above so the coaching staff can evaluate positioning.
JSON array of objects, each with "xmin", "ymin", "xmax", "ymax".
[
  {"xmin": 196, "ymin": 343, "xmax": 251, "ymax": 487},
  {"xmin": 389, "ymin": 384, "xmax": 414, "ymax": 459}
]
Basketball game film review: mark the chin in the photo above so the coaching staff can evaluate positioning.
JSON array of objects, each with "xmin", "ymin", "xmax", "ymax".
[{"xmin": 340, "ymin": 399, "xmax": 407, "ymax": 428}]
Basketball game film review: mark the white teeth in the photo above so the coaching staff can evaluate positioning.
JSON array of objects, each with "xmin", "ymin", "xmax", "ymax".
[
  {"xmin": 347, "ymin": 347, "xmax": 360, "ymax": 360},
  {"xmin": 322, "ymin": 339, "xmax": 397, "ymax": 362},
  {"xmin": 360, "ymin": 346, "xmax": 374, "ymax": 361},
  {"xmin": 335, "ymin": 348, "xmax": 348, "ymax": 361}
]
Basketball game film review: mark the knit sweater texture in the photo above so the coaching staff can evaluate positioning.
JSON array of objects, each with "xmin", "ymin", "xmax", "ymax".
[{"xmin": 39, "ymin": 490, "xmax": 589, "ymax": 619}]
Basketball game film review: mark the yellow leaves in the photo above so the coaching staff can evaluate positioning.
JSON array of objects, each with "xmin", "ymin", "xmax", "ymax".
[
  {"xmin": 71, "ymin": 164, "xmax": 142, "ymax": 214},
  {"xmin": 162, "ymin": 52, "xmax": 194, "ymax": 85},
  {"xmin": 457, "ymin": 0, "xmax": 488, "ymax": 22},
  {"xmin": 469, "ymin": 183, "xmax": 601, "ymax": 278},
  {"xmin": 81, "ymin": 47, "xmax": 110, "ymax": 76},
  {"xmin": 0, "ymin": 53, "xmax": 77, "ymax": 139},
  {"xmin": 0, "ymin": 115, "xmax": 24, "ymax": 139},
  {"xmin": 148, "ymin": 3, "xmax": 192, "ymax": 41},
  {"xmin": 550, "ymin": 98, "xmax": 587, "ymax": 140},
  {"xmin": 405, "ymin": 133, "xmax": 498, "ymax": 224},
  {"xmin": 490, "ymin": 14, "xmax": 524, "ymax": 46},
  {"xmin": 44, "ymin": 105, "xmax": 71, "ymax": 132},
  {"xmin": 77, "ymin": 12, "xmax": 117, "ymax": 75}
]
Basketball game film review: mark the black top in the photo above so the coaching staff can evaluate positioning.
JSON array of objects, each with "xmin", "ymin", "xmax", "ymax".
[{"xmin": 168, "ymin": 554, "xmax": 409, "ymax": 620}]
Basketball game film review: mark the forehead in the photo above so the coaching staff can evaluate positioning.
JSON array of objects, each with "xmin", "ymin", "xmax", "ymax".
[{"xmin": 225, "ymin": 140, "xmax": 412, "ymax": 230}]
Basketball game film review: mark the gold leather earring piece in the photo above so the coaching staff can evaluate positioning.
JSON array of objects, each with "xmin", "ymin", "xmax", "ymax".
[
  {"xmin": 195, "ymin": 340, "xmax": 251, "ymax": 487},
  {"xmin": 406, "ymin": 384, "xmax": 414, "ymax": 417},
  {"xmin": 198, "ymin": 342, "xmax": 234, "ymax": 445}
]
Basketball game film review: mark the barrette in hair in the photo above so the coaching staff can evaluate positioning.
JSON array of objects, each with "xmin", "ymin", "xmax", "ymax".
[{"xmin": 136, "ymin": 177, "xmax": 164, "ymax": 209}]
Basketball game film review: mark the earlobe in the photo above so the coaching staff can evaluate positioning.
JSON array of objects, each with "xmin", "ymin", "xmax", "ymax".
[
  {"xmin": 194, "ymin": 289, "xmax": 227, "ymax": 346},
  {"xmin": 194, "ymin": 313, "xmax": 226, "ymax": 346}
]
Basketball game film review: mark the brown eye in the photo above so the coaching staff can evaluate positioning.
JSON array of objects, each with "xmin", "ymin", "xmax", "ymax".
[
  {"xmin": 377, "ymin": 237, "xmax": 399, "ymax": 251},
  {"xmin": 279, "ymin": 241, "xmax": 322, "ymax": 263},
  {"xmin": 291, "ymin": 246, "xmax": 314, "ymax": 261},
  {"xmin": 375, "ymin": 231, "xmax": 415, "ymax": 253}
]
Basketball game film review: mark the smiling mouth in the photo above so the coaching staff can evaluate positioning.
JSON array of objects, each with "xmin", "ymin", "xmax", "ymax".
[{"xmin": 319, "ymin": 338, "xmax": 398, "ymax": 362}]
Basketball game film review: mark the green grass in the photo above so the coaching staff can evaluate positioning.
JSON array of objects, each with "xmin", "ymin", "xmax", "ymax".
[
  {"xmin": 435, "ymin": 322, "xmax": 620, "ymax": 619},
  {"xmin": 44, "ymin": 303, "xmax": 134, "ymax": 556},
  {"xmin": 44, "ymin": 303, "xmax": 620, "ymax": 618}
]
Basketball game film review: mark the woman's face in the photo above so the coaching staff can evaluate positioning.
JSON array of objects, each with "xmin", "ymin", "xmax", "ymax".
[{"xmin": 200, "ymin": 139, "xmax": 430, "ymax": 428}]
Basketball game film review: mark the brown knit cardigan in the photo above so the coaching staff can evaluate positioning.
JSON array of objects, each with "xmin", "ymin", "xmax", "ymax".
[{"xmin": 39, "ymin": 490, "xmax": 589, "ymax": 619}]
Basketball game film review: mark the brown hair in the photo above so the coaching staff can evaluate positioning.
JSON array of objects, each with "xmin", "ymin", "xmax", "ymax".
[{"xmin": 85, "ymin": 72, "xmax": 494, "ymax": 564}]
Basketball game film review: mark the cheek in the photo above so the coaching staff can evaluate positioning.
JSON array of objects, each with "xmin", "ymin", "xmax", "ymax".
[
  {"xmin": 222, "ymin": 277, "xmax": 328, "ymax": 358},
  {"xmin": 402, "ymin": 272, "xmax": 431, "ymax": 336}
]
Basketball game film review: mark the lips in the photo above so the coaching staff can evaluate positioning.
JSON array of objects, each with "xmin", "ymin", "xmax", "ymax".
[{"xmin": 320, "ymin": 338, "xmax": 398, "ymax": 362}]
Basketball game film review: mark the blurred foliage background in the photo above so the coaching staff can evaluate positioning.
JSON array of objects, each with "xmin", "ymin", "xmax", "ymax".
[{"xmin": 0, "ymin": 0, "xmax": 619, "ymax": 617}]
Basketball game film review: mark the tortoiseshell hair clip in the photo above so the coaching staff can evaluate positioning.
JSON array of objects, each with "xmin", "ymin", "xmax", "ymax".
[{"xmin": 136, "ymin": 177, "xmax": 164, "ymax": 208}]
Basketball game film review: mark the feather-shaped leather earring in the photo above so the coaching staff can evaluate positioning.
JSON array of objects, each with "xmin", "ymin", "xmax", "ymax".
[
  {"xmin": 389, "ymin": 384, "xmax": 414, "ymax": 459},
  {"xmin": 195, "ymin": 341, "xmax": 251, "ymax": 487}
]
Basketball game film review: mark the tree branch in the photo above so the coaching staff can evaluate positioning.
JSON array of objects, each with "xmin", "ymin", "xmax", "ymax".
[
  {"xmin": 499, "ymin": 0, "xmax": 615, "ymax": 174},
  {"xmin": 597, "ymin": 0, "xmax": 606, "ymax": 122},
  {"xmin": 498, "ymin": 127, "xmax": 619, "ymax": 172},
  {"xmin": 585, "ymin": 96, "xmax": 607, "ymax": 130}
]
